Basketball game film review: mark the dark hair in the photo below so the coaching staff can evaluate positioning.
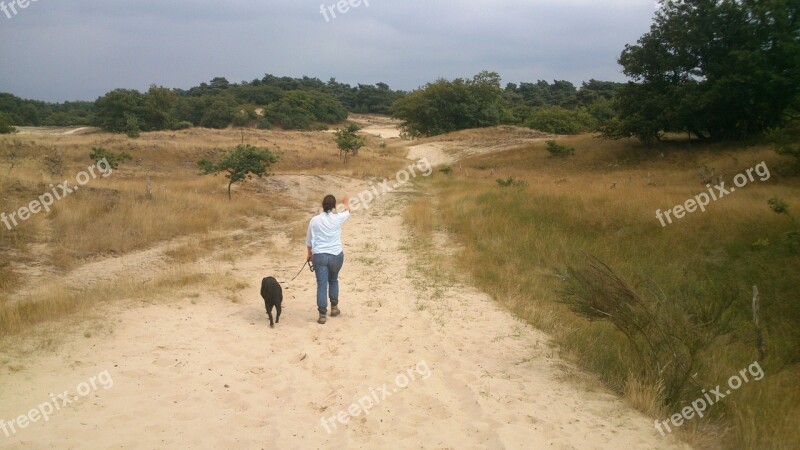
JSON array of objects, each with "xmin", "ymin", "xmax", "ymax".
[{"xmin": 322, "ymin": 195, "xmax": 336, "ymax": 213}]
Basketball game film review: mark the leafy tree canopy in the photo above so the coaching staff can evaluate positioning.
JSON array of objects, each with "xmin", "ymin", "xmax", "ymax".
[
  {"xmin": 606, "ymin": 0, "xmax": 800, "ymax": 142},
  {"xmin": 197, "ymin": 144, "xmax": 279, "ymax": 200}
]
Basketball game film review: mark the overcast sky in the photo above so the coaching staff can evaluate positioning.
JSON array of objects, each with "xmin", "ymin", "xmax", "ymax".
[{"xmin": 0, "ymin": 0, "xmax": 656, "ymax": 102}]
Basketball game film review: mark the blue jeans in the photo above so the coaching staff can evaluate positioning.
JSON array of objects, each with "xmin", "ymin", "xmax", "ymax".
[{"xmin": 313, "ymin": 252, "xmax": 344, "ymax": 314}]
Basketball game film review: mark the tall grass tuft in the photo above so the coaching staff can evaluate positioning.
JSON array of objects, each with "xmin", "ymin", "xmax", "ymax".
[{"xmin": 559, "ymin": 253, "xmax": 703, "ymax": 403}]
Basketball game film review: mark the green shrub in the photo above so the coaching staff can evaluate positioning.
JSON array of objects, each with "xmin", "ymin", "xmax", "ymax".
[
  {"xmin": 496, "ymin": 176, "xmax": 528, "ymax": 187},
  {"xmin": 172, "ymin": 121, "xmax": 193, "ymax": 130},
  {"xmin": 0, "ymin": 112, "xmax": 16, "ymax": 134},
  {"xmin": 391, "ymin": 71, "xmax": 508, "ymax": 136},
  {"xmin": 124, "ymin": 115, "xmax": 141, "ymax": 138},
  {"xmin": 263, "ymin": 90, "xmax": 347, "ymax": 130},
  {"xmin": 545, "ymin": 140, "xmax": 575, "ymax": 157},
  {"xmin": 90, "ymin": 147, "xmax": 132, "ymax": 170},
  {"xmin": 527, "ymin": 106, "xmax": 595, "ymax": 134}
]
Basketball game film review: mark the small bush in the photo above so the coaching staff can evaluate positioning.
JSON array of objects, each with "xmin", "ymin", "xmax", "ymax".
[
  {"xmin": 527, "ymin": 106, "xmax": 595, "ymax": 134},
  {"xmin": 546, "ymin": 140, "xmax": 575, "ymax": 157},
  {"xmin": 124, "ymin": 115, "xmax": 141, "ymax": 138},
  {"xmin": 0, "ymin": 112, "xmax": 16, "ymax": 134},
  {"xmin": 257, "ymin": 118, "xmax": 272, "ymax": 130},
  {"xmin": 172, "ymin": 121, "xmax": 193, "ymax": 130},
  {"xmin": 89, "ymin": 147, "xmax": 132, "ymax": 170},
  {"xmin": 496, "ymin": 176, "xmax": 528, "ymax": 187},
  {"xmin": 43, "ymin": 153, "xmax": 64, "ymax": 175}
]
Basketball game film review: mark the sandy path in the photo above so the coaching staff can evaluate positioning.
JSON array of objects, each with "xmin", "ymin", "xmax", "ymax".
[{"xmin": 0, "ymin": 174, "xmax": 688, "ymax": 449}]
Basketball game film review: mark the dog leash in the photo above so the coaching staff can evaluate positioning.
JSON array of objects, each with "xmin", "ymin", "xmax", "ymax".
[{"xmin": 289, "ymin": 261, "xmax": 315, "ymax": 282}]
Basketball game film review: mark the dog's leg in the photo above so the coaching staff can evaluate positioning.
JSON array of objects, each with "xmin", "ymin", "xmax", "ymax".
[{"xmin": 275, "ymin": 303, "xmax": 282, "ymax": 324}]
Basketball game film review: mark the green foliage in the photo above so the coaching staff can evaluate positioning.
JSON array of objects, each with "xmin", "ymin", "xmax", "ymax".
[
  {"xmin": 496, "ymin": 176, "xmax": 528, "ymax": 187},
  {"xmin": 0, "ymin": 93, "xmax": 94, "ymax": 127},
  {"xmin": 197, "ymin": 144, "xmax": 279, "ymax": 200},
  {"xmin": 527, "ymin": 107, "xmax": 595, "ymax": 134},
  {"xmin": 0, "ymin": 112, "xmax": 16, "ymax": 134},
  {"xmin": 768, "ymin": 198, "xmax": 799, "ymax": 252},
  {"xmin": 608, "ymin": 1, "xmax": 800, "ymax": 141},
  {"xmin": 545, "ymin": 140, "xmax": 576, "ymax": 157},
  {"xmin": 768, "ymin": 120, "xmax": 800, "ymax": 169},
  {"xmin": 232, "ymin": 107, "xmax": 256, "ymax": 127},
  {"xmin": 171, "ymin": 121, "xmax": 193, "ymax": 130},
  {"xmin": 94, "ymin": 85, "xmax": 178, "ymax": 134},
  {"xmin": 334, "ymin": 124, "xmax": 366, "ymax": 162},
  {"xmin": 124, "ymin": 115, "xmax": 141, "ymax": 138},
  {"xmin": 1, "ymin": 73, "xmax": 621, "ymax": 135},
  {"xmin": 392, "ymin": 71, "xmax": 509, "ymax": 136},
  {"xmin": 263, "ymin": 90, "xmax": 347, "ymax": 130},
  {"xmin": 560, "ymin": 254, "xmax": 703, "ymax": 403},
  {"xmin": 769, "ymin": 198, "xmax": 791, "ymax": 216},
  {"xmin": 89, "ymin": 147, "xmax": 132, "ymax": 170},
  {"xmin": 439, "ymin": 166, "xmax": 453, "ymax": 175},
  {"xmin": 200, "ymin": 98, "xmax": 235, "ymax": 129}
]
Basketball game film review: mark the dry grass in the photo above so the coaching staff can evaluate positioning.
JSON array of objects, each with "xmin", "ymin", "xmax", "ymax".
[
  {"xmin": 0, "ymin": 268, "xmax": 207, "ymax": 337},
  {"xmin": 405, "ymin": 133, "xmax": 800, "ymax": 449}
]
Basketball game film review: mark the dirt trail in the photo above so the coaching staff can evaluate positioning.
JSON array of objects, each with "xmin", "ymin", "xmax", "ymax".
[{"xmin": 0, "ymin": 142, "xmax": 689, "ymax": 449}]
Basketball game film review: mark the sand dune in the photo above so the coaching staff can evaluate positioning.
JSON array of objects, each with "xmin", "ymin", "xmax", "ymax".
[{"xmin": 0, "ymin": 143, "xmax": 689, "ymax": 449}]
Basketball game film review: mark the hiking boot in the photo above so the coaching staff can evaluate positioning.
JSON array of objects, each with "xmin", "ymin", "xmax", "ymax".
[
  {"xmin": 331, "ymin": 306, "xmax": 341, "ymax": 317},
  {"xmin": 317, "ymin": 314, "xmax": 327, "ymax": 325}
]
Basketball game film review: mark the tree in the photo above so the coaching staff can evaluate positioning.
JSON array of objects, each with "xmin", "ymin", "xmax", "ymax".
[
  {"xmin": 768, "ymin": 119, "xmax": 800, "ymax": 167},
  {"xmin": 263, "ymin": 90, "xmax": 347, "ymax": 130},
  {"xmin": 392, "ymin": 71, "xmax": 509, "ymax": 136},
  {"xmin": 334, "ymin": 124, "xmax": 366, "ymax": 163},
  {"xmin": 198, "ymin": 144, "xmax": 279, "ymax": 200},
  {"xmin": 0, "ymin": 112, "xmax": 16, "ymax": 134},
  {"xmin": 94, "ymin": 89, "xmax": 146, "ymax": 133},
  {"xmin": 142, "ymin": 85, "xmax": 178, "ymax": 130},
  {"xmin": 608, "ymin": 0, "xmax": 800, "ymax": 142}
]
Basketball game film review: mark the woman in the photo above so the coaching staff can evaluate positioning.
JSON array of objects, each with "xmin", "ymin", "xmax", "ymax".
[{"xmin": 306, "ymin": 194, "xmax": 350, "ymax": 324}]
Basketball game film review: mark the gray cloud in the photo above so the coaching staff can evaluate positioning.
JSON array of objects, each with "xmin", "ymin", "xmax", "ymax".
[{"xmin": 0, "ymin": 0, "xmax": 655, "ymax": 102}]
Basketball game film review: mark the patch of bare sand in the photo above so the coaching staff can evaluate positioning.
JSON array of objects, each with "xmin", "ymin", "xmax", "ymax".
[
  {"xmin": 347, "ymin": 114, "xmax": 403, "ymax": 139},
  {"xmin": 13, "ymin": 126, "xmax": 101, "ymax": 136},
  {"xmin": 407, "ymin": 126, "xmax": 555, "ymax": 167},
  {"xmin": 0, "ymin": 173, "xmax": 688, "ymax": 449}
]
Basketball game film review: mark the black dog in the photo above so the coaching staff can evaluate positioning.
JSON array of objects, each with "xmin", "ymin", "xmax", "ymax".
[{"xmin": 260, "ymin": 277, "xmax": 283, "ymax": 328}]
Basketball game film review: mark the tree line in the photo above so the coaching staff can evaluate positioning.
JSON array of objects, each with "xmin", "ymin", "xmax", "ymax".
[
  {"xmin": 394, "ymin": 1, "xmax": 798, "ymax": 142},
  {"xmin": 0, "ymin": 75, "xmax": 406, "ymax": 134},
  {"xmin": 1, "ymin": 0, "xmax": 796, "ymax": 143}
]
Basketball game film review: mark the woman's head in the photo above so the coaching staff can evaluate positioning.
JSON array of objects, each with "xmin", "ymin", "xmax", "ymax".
[{"xmin": 322, "ymin": 194, "xmax": 336, "ymax": 213}]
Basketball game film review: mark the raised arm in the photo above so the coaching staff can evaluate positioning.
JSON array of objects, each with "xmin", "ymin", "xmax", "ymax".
[
  {"xmin": 306, "ymin": 221, "xmax": 313, "ymax": 262},
  {"xmin": 342, "ymin": 195, "xmax": 351, "ymax": 212}
]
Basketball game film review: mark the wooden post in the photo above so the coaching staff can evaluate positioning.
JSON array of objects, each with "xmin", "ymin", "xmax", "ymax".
[
  {"xmin": 753, "ymin": 285, "xmax": 765, "ymax": 360},
  {"xmin": 145, "ymin": 169, "xmax": 153, "ymax": 201}
]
